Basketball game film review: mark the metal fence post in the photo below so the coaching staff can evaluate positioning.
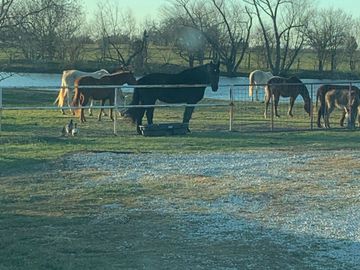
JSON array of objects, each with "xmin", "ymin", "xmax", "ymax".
[
  {"xmin": 229, "ymin": 86, "xmax": 234, "ymax": 131},
  {"xmin": 113, "ymin": 87, "xmax": 118, "ymax": 135},
  {"xmin": 0, "ymin": 88, "xmax": 2, "ymax": 132}
]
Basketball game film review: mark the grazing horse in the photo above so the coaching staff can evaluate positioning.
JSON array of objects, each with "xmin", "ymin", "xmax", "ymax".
[
  {"xmin": 248, "ymin": 70, "xmax": 273, "ymax": 102},
  {"xmin": 71, "ymin": 71, "xmax": 137, "ymax": 123},
  {"xmin": 316, "ymin": 85, "xmax": 360, "ymax": 128},
  {"xmin": 122, "ymin": 61, "xmax": 220, "ymax": 134},
  {"xmin": 264, "ymin": 76, "xmax": 311, "ymax": 118},
  {"xmin": 54, "ymin": 69, "xmax": 109, "ymax": 115}
]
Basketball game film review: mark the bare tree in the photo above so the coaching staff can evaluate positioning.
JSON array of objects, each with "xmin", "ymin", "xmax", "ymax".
[
  {"xmin": 306, "ymin": 8, "xmax": 353, "ymax": 72},
  {"xmin": 93, "ymin": 0, "xmax": 148, "ymax": 69},
  {"xmin": 345, "ymin": 36, "xmax": 358, "ymax": 71},
  {"xmin": 10, "ymin": 0, "xmax": 84, "ymax": 62},
  {"xmin": 246, "ymin": 0, "xmax": 312, "ymax": 75},
  {"xmin": 164, "ymin": 0, "xmax": 252, "ymax": 75}
]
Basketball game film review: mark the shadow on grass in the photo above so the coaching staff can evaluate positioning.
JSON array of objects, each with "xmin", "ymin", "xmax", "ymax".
[{"xmin": 0, "ymin": 211, "xmax": 358, "ymax": 270}]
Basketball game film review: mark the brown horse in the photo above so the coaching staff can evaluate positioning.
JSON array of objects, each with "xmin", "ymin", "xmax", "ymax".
[
  {"xmin": 316, "ymin": 85, "xmax": 360, "ymax": 128},
  {"xmin": 71, "ymin": 71, "xmax": 137, "ymax": 123},
  {"xmin": 264, "ymin": 76, "xmax": 311, "ymax": 118}
]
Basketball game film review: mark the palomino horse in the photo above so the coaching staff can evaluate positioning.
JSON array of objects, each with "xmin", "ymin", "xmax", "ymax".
[
  {"xmin": 71, "ymin": 71, "xmax": 137, "ymax": 123},
  {"xmin": 264, "ymin": 76, "xmax": 311, "ymax": 118},
  {"xmin": 316, "ymin": 85, "xmax": 360, "ymax": 128},
  {"xmin": 248, "ymin": 70, "xmax": 273, "ymax": 102},
  {"xmin": 122, "ymin": 61, "xmax": 220, "ymax": 134},
  {"xmin": 54, "ymin": 69, "xmax": 109, "ymax": 115}
]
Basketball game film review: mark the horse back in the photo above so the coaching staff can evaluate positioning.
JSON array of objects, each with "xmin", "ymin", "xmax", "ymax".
[
  {"xmin": 136, "ymin": 73, "xmax": 206, "ymax": 104},
  {"xmin": 325, "ymin": 88, "xmax": 360, "ymax": 110}
]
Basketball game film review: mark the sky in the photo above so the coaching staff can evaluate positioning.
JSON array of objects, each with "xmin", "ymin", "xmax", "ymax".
[{"xmin": 83, "ymin": 0, "xmax": 360, "ymax": 21}]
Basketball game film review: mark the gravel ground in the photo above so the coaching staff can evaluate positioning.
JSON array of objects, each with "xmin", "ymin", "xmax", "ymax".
[{"xmin": 66, "ymin": 150, "xmax": 360, "ymax": 269}]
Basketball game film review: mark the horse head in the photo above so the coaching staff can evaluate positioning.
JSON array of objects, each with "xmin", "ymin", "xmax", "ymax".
[
  {"xmin": 207, "ymin": 61, "xmax": 220, "ymax": 91},
  {"xmin": 125, "ymin": 71, "xmax": 137, "ymax": 86},
  {"xmin": 346, "ymin": 90, "xmax": 360, "ymax": 128}
]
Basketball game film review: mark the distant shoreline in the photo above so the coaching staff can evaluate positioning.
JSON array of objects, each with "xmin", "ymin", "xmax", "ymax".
[{"xmin": 2, "ymin": 62, "xmax": 360, "ymax": 80}]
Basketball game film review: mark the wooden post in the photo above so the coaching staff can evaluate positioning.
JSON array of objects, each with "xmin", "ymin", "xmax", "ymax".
[
  {"xmin": 271, "ymin": 93, "xmax": 275, "ymax": 131},
  {"xmin": 113, "ymin": 88, "xmax": 118, "ymax": 135},
  {"xmin": 0, "ymin": 88, "xmax": 2, "ymax": 132},
  {"xmin": 229, "ymin": 87, "xmax": 234, "ymax": 131},
  {"xmin": 348, "ymin": 83, "xmax": 353, "ymax": 129},
  {"xmin": 310, "ymin": 84, "xmax": 314, "ymax": 130}
]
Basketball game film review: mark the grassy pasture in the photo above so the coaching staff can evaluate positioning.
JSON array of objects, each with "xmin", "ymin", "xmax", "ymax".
[
  {"xmin": 1, "ymin": 89, "xmax": 360, "ymax": 269},
  {"xmin": 1, "ymin": 88, "xmax": 359, "ymax": 174}
]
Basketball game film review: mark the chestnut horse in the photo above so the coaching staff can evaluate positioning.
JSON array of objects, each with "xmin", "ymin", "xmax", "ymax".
[
  {"xmin": 316, "ymin": 84, "xmax": 360, "ymax": 128},
  {"xmin": 71, "ymin": 71, "xmax": 137, "ymax": 123},
  {"xmin": 54, "ymin": 69, "xmax": 109, "ymax": 115},
  {"xmin": 264, "ymin": 76, "xmax": 311, "ymax": 118}
]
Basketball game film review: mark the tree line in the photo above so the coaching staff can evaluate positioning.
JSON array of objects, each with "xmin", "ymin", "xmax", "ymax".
[{"xmin": 0, "ymin": 0, "xmax": 359, "ymax": 76}]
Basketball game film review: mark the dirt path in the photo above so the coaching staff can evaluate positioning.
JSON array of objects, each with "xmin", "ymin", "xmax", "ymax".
[{"xmin": 62, "ymin": 150, "xmax": 360, "ymax": 269}]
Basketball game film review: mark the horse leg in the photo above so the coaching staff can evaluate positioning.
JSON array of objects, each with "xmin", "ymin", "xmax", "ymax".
[
  {"xmin": 98, "ymin": 99, "xmax": 105, "ymax": 121},
  {"xmin": 66, "ymin": 88, "xmax": 71, "ymax": 114},
  {"xmin": 274, "ymin": 95, "xmax": 280, "ymax": 118},
  {"xmin": 183, "ymin": 106, "xmax": 195, "ymax": 132},
  {"xmin": 288, "ymin": 97, "xmax": 295, "ymax": 117},
  {"xmin": 264, "ymin": 94, "xmax": 271, "ymax": 119},
  {"xmin": 136, "ymin": 108, "xmax": 146, "ymax": 134},
  {"xmin": 324, "ymin": 105, "xmax": 334, "ymax": 129},
  {"xmin": 80, "ymin": 108, "xmax": 86, "ymax": 123},
  {"xmin": 255, "ymin": 85, "xmax": 259, "ymax": 102},
  {"xmin": 340, "ymin": 110, "xmax": 346, "ymax": 127},
  {"xmin": 89, "ymin": 99, "xmax": 93, "ymax": 116},
  {"xmin": 317, "ymin": 107, "xmax": 323, "ymax": 128},
  {"xmin": 109, "ymin": 98, "xmax": 114, "ymax": 121},
  {"xmin": 146, "ymin": 107, "xmax": 154, "ymax": 125}
]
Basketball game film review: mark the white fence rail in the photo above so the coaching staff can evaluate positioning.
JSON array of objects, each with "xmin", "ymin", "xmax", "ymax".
[
  {"xmin": 1, "ymin": 81, "xmax": 358, "ymax": 134},
  {"xmin": 0, "ymin": 84, "xmax": 234, "ymax": 134}
]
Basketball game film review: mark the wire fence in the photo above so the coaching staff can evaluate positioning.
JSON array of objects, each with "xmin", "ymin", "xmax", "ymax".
[{"xmin": 0, "ymin": 81, "xmax": 359, "ymax": 134}]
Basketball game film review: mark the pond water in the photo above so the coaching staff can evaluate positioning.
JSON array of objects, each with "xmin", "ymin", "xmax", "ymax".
[{"xmin": 0, "ymin": 72, "xmax": 356, "ymax": 101}]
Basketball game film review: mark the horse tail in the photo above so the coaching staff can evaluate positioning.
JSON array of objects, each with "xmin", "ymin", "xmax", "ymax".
[
  {"xmin": 249, "ymin": 72, "xmax": 255, "ymax": 97},
  {"xmin": 71, "ymin": 78, "xmax": 82, "ymax": 116},
  {"xmin": 54, "ymin": 72, "xmax": 69, "ymax": 107},
  {"xmin": 317, "ymin": 86, "xmax": 327, "ymax": 118},
  {"xmin": 121, "ymin": 88, "xmax": 140, "ymax": 124},
  {"xmin": 54, "ymin": 86, "xmax": 66, "ymax": 107}
]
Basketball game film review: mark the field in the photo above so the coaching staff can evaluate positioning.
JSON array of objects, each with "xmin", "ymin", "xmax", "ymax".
[{"xmin": 1, "ymin": 89, "xmax": 360, "ymax": 269}]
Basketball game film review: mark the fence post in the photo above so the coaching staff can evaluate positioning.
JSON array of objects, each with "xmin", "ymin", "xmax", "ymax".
[
  {"xmin": 0, "ymin": 88, "xmax": 2, "ymax": 132},
  {"xmin": 270, "ymin": 93, "xmax": 274, "ymax": 131},
  {"xmin": 229, "ymin": 86, "xmax": 234, "ymax": 131},
  {"xmin": 310, "ymin": 84, "xmax": 314, "ymax": 130},
  {"xmin": 348, "ymin": 82, "xmax": 352, "ymax": 129},
  {"xmin": 113, "ymin": 87, "xmax": 118, "ymax": 135}
]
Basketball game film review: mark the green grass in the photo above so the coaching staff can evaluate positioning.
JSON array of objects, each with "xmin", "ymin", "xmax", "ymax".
[
  {"xmin": 1, "ymin": 88, "xmax": 359, "ymax": 175},
  {"xmin": 1, "ymin": 90, "xmax": 359, "ymax": 269}
]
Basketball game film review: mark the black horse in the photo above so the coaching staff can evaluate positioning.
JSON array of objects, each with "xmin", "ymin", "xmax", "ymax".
[
  {"xmin": 122, "ymin": 61, "xmax": 220, "ymax": 134},
  {"xmin": 264, "ymin": 76, "xmax": 311, "ymax": 118}
]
